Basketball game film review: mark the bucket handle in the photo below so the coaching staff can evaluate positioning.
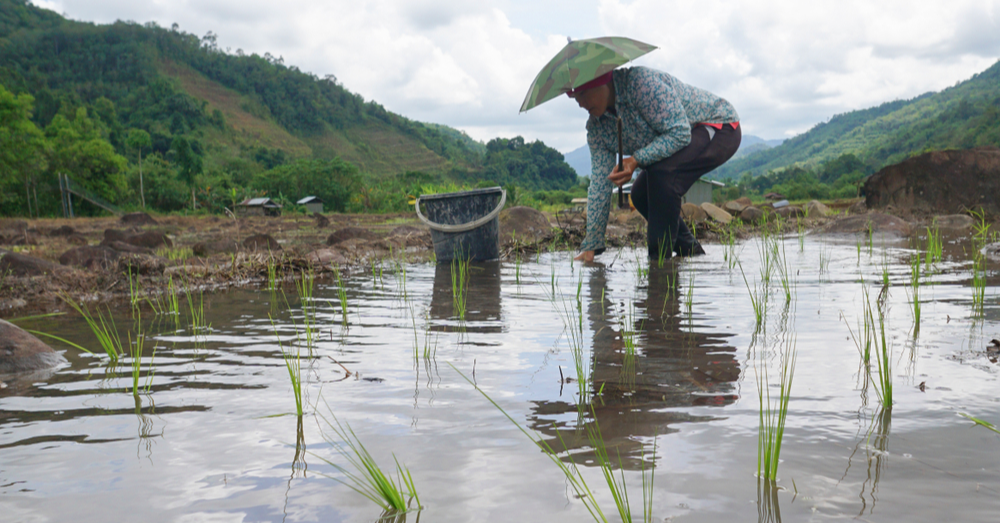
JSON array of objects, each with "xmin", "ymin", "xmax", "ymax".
[{"xmin": 415, "ymin": 190, "xmax": 507, "ymax": 233}]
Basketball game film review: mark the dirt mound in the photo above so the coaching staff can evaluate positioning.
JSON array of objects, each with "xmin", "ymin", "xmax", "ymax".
[
  {"xmin": 818, "ymin": 212, "xmax": 912, "ymax": 236},
  {"xmin": 864, "ymin": 147, "xmax": 1000, "ymax": 214},
  {"xmin": 327, "ymin": 227, "xmax": 378, "ymax": 245},
  {"xmin": 243, "ymin": 233, "xmax": 281, "ymax": 251},
  {"xmin": 193, "ymin": 239, "xmax": 240, "ymax": 257},
  {"xmin": 59, "ymin": 245, "xmax": 121, "ymax": 270},
  {"xmin": 0, "ymin": 251, "xmax": 69, "ymax": 276},
  {"xmin": 120, "ymin": 212, "xmax": 159, "ymax": 226},
  {"xmin": 499, "ymin": 206, "xmax": 554, "ymax": 244},
  {"xmin": 0, "ymin": 319, "xmax": 65, "ymax": 374}
]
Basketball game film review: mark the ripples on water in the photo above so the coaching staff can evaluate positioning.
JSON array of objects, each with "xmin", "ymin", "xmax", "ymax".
[{"xmin": 1, "ymin": 235, "xmax": 999, "ymax": 522}]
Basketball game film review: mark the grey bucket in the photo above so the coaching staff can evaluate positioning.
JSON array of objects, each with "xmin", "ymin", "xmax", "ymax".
[{"xmin": 415, "ymin": 187, "xmax": 506, "ymax": 263}]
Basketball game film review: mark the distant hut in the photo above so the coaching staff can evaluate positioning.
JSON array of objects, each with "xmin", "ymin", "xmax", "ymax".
[
  {"xmin": 238, "ymin": 197, "xmax": 282, "ymax": 217},
  {"xmin": 681, "ymin": 179, "xmax": 726, "ymax": 206},
  {"xmin": 296, "ymin": 196, "xmax": 323, "ymax": 214},
  {"xmin": 764, "ymin": 192, "xmax": 786, "ymax": 201}
]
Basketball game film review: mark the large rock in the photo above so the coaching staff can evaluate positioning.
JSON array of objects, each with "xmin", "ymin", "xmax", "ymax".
[
  {"xmin": 120, "ymin": 212, "xmax": 159, "ymax": 226},
  {"xmin": 933, "ymin": 214, "xmax": 975, "ymax": 231},
  {"xmin": 327, "ymin": 227, "xmax": 378, "ymax": 246},
  {"xmin": 118, "ymin": 254, "xmax": 166, "ymax": 276},
  {"xmin": 243, "ymin": 233, "xmax": 281, "ymax": 251},
  {"xmin": 864, "ymin": 147, "xmax": 1000, "ymax": 214},
  {"xmin": 805, "ymin": 200, "xmax": 830, "ymax": 217},
  {"xmin": 681, "ymin": 202, "xmax": 708, "ymax": 224},
  {"xmin": 500, "ymin": 206, "xmax": 554, "ymax": 244},
  {"xmin": 304, "ymin": 247, "xmax": 348, "ymax": 267},
  {"xmin": 0, "ymin": 319, "xmax": 65, "ymax": 374},
  {"xmin": 59, "ymin": 245, "xmax": 121, "ymax": 270},
  {"xmin": 739, "ymin": 206, "xmax": 765, "ymax": 223},
  {"xmin": 49, "ymin": 225, "xmax": 76, "ymax": 237},
  {"xmin": 818, "ymin": 212, "xmax": 913, "ymax": 236},
  {"xmin": 193, "ymin": 239, "xmax": 240, "ymax": 257},
  {"xmin": 0, "ymin": 251, "xmax": 68, "ymax": 276},
  {"xmin": 105, "ymin": 240, "xmax": 153, "ymax": 254},
  {"xmin": 700, "ymin": 202, "xmax": 733, "ymax": 224},
  {"xmin": 848, "ymin": 200, "xmax": 868, "ymax": 215},
  {"xmin": 723, "ymin": 200, "xmax": 749, "ymax": 214},
  {"xmin": 387, "ymin": 225, "xmax": 432, "ymax": 248},
  {"xmin": 102, "ymin": 229, "xmax": 171, "ymax": 250},
  {"xmin": 776, "ymin": 205, "xmax": 805, "ymax": 219}
]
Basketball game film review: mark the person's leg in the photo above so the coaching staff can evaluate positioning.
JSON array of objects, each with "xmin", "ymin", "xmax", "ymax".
[
  {"xmin": 643, "ymin": 125, "xmax": 742, "ymax": 258},
  {"xmin": 630, "ymin": 169, "xmax": 649, "ymax": 221}
]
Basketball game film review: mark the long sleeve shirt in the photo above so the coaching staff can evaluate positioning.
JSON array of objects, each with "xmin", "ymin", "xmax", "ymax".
[{"xmin": 579, "ymin": 66, "xmax": 740, "ymax": 253}]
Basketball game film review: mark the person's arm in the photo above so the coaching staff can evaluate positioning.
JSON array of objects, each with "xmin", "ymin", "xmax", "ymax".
[
  {"xmin": 629, "ymin": 68, "xmax": 692, "ymax": 167},
  {"xmin": 578, "ymin": 131, "xmax": 616, "ymax": 255}
]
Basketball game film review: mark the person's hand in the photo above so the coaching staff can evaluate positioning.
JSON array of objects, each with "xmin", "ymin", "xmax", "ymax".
[
  {"xmin": 574, "ymin": 250, "xmax": 595, "ymax": 263},
  {"xmin": 609, "ymin": 156, "xmax": 638, "ymax": 187}
]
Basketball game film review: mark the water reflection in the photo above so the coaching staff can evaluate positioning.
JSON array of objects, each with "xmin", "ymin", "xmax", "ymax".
[
  {"xmin": 841, "ymin": 406, "xmax": 892, "ymax": 516},
  {"xmin": 429, "ymin": 261, "xmax": 503, "ymax": 333},
  {"xmin": 757, "ymin": 480, "xmax": 783, "ymax": 523},
  {"xmin": 530, "ymin": 262, "xmax": 741, "ymax": 469}
]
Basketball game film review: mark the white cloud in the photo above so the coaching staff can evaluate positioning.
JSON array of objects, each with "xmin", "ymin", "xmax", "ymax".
[{"xmin": 34, "ymin": 0, "xmax": 1000, "ymax": 150}]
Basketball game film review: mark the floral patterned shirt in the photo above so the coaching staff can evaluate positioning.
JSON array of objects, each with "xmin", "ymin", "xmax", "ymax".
[{"xmin": 580, "ymin": 66, "xmax": 739, "ymax": 253}]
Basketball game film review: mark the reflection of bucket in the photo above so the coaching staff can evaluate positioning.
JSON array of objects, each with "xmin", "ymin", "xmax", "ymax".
[{"xmin": 416, "ymin": 187, "xmax": 506, "ymax": 263}]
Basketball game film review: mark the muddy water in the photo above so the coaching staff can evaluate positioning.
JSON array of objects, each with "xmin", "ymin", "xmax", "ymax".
[{"xmin": 2, "ymin": 234, "xmax": 999, "ymax": 522}]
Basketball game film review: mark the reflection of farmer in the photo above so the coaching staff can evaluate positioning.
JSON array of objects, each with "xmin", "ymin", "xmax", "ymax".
[{"xmin": 570, "ymin": 67, "xmax": 740, "ymax": 262}]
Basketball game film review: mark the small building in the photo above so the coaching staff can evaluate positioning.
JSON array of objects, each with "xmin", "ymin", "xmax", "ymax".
[
  {"xmin": 296, "ymin": 196, "xmax": 323, "ymax": 214},
  {"xmin": 682, "ymin": 179, "xmax": 725, "ymax": 206},
  {"xmin": 764, "ymin": 192, "xmax": 786, "ymax": 201},
  {"xmin": 238, "ymin": 197, "xmax": 282, "ymax": 217}
]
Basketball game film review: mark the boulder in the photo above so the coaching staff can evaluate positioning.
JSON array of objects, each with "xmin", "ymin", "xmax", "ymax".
[
  {"xmin": 0, "ymin": 251, "xmax": 68, "ymax": 276},
  {"xmin": 681, "ymin": 203, "xmax": 708, "ymax": 224},
  {"xmin": 125, "ymin": 230, "xmax": 171, "ymax": 249},
  {"xmin": 0, "ymin": 319, "xmax": 65, "ymax": 374},
  {"xmin": 105, "ymin": 240, "xmax": 153, "ymax": 254},
  {"xmin": 818, "ymin": 212, "xmax": 913, "ymax": 236},
  {"xmin": 67, "ymin": 234, "xmax": 88, "ymax": 246},
  {"xmin": 933, "ymin": 214, "xmax": 975, "ymax": 231},
  {"xmin": 243, "ymin": 233, "xmax": 281, "ymax": 251},
  {"xmin": 304, "ymin": 247, "xmax": 348, "ymax": 267},
  {"xmin": 500, "ymin": 206, "xmax": 554, "ymax": 244},
  {"xmin": 117, "ymin": 253, "xmax": 166, "ymax": 276},
  {"xmin": 388, "ymin": 225, "xmax": 432, "ymax": 248},
  {"xmin": 700, "ymin": 202, "xmax": 733, "ymax": 224},
  {"xmin": 49, "ymin": 225, "xmax": 76, "ymax": 236},
  {"xmin": 120, "ymin": 212, "xmax": 159, "ymax": 226},
  {"xmin": 327, "ymin": 227, "xmax": 378, "ymax": 246},
  {"xmin": 848, "ymin": 200, "xmax": 868, "ymax": 215},
  {"xmin": 314, "ymin": 213, "xmax": 330, "ymax": 228},
  {"xmin": 864, "ymin": 147, "xmax": 1000, "ymax": 214},
  {"xmin": 723, "ymin": 200, "xmax": 749, "ymax": 214},
  {"xmin": 59, "ymin": 245, "xmax": 121, "ymax": 270},
  {"xmin": 805, "ymin": 200, "xmax": 830, "ymax": 217},
  {"xmin": 103, "ymin": 229, "xmax": 132, "ymax": 244},
  {"xmin": 776, "ymin": 206, "xmax": 805, "ymax": 219},
  {"xmin": 193, "ymin": 239, "xmax": 240, "ymax": 257},
  {"xmin": 739, "ymin": 206, "xmax": 765, "ymax": 223},
  {"xmin": 734, "ymin": 196, "xmax": 753, "ymax": 207}
]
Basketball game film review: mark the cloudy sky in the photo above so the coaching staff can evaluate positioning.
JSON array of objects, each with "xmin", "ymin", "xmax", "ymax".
[{"xmin": 35, "ymin": 0, "xmax": 1000, "ymax": 152}]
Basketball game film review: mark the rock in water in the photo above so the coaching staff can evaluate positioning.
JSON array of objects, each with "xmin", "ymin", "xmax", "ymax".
[
  {"xmin": 499, "ymin": 206, "xmax": 553, "ymax": 244},
  {"xmin": 0, "ymin": 319, "xmax": 65, "ymax": 374},
  {"xmin": 700, "ymin": 203, "xmax": 733, "ymax": 224}
]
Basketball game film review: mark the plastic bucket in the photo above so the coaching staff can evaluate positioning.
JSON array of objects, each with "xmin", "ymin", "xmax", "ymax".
[{"xmin": 415, "ymin": 187, "xmax": 506, "ymax": 263}]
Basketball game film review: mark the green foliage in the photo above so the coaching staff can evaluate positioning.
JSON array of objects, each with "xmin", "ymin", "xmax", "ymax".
[
  {"xmin": 252, "ymin": 158, "xmax": 362, "ymax": 212},
  {"xmin": 0, "ymin": 84, "xmax": 47, "ymax": 214},
  {"xmin": 478, "ymin": 136, "xmax": 578, "ymax": 191}
]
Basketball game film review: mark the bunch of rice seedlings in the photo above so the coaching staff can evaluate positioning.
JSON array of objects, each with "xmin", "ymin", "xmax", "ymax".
[
  {"xmin": 271, "ymin": 316, "xmax": 303, "ymax": 416},
  {"xmin": 128, "ymin": 316, "xmax": 155, "ymax": 397},
  {"xmin": 970, "ymin": 210, "xmax": 991, "ymax": 317},
  {"xmin": 450, "ymin": 257, "xmax": 470, "ymax": 320},
  {"xmin": 315, "ymin": 404, "xmax": 421, "ymax": 514},
  {"xmin": 266, "ymin": 257, "xmax": 279, "ymax": 291},
  {"xmin": 925, "ymin": 225, "xmax": 943, "ymax": 268},
  {"xmin": 757, "ymin": 337, "xmax": 797, "ymax": 481},
  {"xmin": 869, "ymin": 287, "xmax": 893, "ymax": 407},
  {"xmin": 738, "ymin": 260, "xmax": 769, "ymax": 330},
  {"xmin": 295, "ymin": 270, "xmax": 316, "ymax": 351},
  {"xmin": 410, "ymin": 307, "xmax": 437, "ymax": 361},
  {"xmin": 62, "ymin": 294, "xmax": 123, "ymax": 362},
  {"xmin": 126, "ymin": 270, "xmax": 142, "ymax": 316},
  {"xmin": 184, "ymin": 287, "xmax": 209, "ymax": 334}
]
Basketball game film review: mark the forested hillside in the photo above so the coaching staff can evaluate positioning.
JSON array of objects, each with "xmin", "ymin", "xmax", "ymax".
[
  {"xmin": 0, "ymin": 0, "xmax": 578, "ymax": 217},
  {"xmin": 712, "ymin": 59, "xmax": 1000, "ymax": 184}
]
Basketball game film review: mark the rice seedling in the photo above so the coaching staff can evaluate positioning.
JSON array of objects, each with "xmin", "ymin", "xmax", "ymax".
[
  {"xmin": 126, "ymin": 270, "xmax": 142, "ymax": 316},
  {"xmin": 869, "ymin": 285, "xmax": 893, "ymax": 407},
  {"xmin": 818, "ymin": 243, "xmax": 831, "ymax": 275},
  {"xmin": 315, "ymin": 403, "xmax": 421, "ymax": 514},
  {"xmin": 925, "ymin": 225, "xmax": 942, "ymax": 268},
  {"xmin": 270, "ymin": 316, "xmax": 303, "ymax": 417},
  {"xmin": 451, "ymin": 257, "xmax": 470, "ymax": 321},
  {"xmin": 184, "ymin": 287, "xmax": 209, "ymax": 334},
  {"xmin": 797, "ymin": 217, "xmax": 805, "ymax": 252},
  {"xmin": 410, "ymin": 308, "xmax": 437, "ymax": 361},
  {"xmin": 155, "ymin": 246, "xmax": 193, "ymax": 263},
  {"xmin": 959, "ymin": 412, "xmax": 1000, "ymax": 434},
  {"xmin": 683, "ymin": 269, "xmax": 695, "ymax": 316},
  {"xmin": 774, "ymin": 238, "xmax": 793, "ymax": 304},
  {"xmin": 738, "ymin": 260, "xmax": 769, "ymax": 330},
  {"xmin": 61, "ymin": 294, "xmax": 123, "ymax": 362},
  {"xmin": 334, "ymin": 268, "xmax": 349, "ymax": 326},
  {"xmin": 166, "ymin": 276, "xmax": 181, "ymax": 326},
  {"xmin": 127, "ymin": 316, "xmax": 155, "ymax": 397},
  {"xmin": 909, "ymin": 253, "xmax": 921, "ymax": 330},
  {"xmin": 757, "ymin": 336, "xmax": 796, "ymax": 481},
  {"xmin": 295, "ymin": 270, "xmax": 316, "ymax": 352},
  {"xmin": 266, "ymin": 256, "xmax": 279, "ymax": 291},
  {"xmin": 970, "ymin": 209, "xmax": 991, "ymax": 317}
]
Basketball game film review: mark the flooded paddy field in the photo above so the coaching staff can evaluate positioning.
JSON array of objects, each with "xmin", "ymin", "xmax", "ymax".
[{"xmin": 2, "ymin": 231, "xmax": 999, "ymax": 522}]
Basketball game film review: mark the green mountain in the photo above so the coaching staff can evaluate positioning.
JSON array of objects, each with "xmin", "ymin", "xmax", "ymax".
[{"xmin": 711, "ymin": 59, "xmax": 1000, "ymax": 181}]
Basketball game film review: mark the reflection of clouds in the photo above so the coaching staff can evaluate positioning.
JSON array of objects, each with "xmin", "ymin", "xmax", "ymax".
[{"xmin": 528, "ymin": 262, "xmax": 740, "ymax": 470}]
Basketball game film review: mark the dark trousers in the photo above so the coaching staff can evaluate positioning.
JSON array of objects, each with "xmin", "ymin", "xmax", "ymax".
[{"xmin": 631, "ymin": 124, "xmax": 741, "ymax": 257}]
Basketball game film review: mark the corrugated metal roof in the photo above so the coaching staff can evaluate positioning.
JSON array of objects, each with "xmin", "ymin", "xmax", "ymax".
[
  {"xmin": 296, "ymin": 196, "xmax": 321, "ymax": 204},
  {"xmin": 240, "ymin": 197, "xmax": 282, "ymax": 207}
]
